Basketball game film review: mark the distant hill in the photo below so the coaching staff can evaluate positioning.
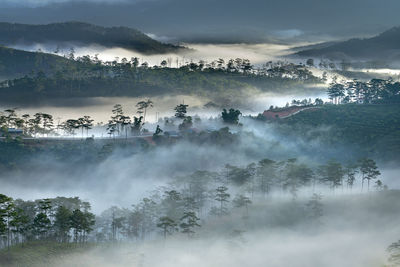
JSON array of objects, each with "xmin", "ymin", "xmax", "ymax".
[
  {"xmin": 0, "ymin": 21, "xmax": 186, "ymax": 54},
  {"xmin": 295, "ymin": 27, "xmax": 400, "ymax": 62}
]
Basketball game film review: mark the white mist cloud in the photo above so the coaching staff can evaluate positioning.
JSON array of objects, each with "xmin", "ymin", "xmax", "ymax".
[
  {"xmin": 8, "ymin": 41, "xmax": 294, "ymax": 68},
  {"xmin": 146, "ymin": 33, "xmax": 176, "ymax": 43},
  {"xmin": 49, "ymin": 230, "xmax": 390, "ymax": 267}
]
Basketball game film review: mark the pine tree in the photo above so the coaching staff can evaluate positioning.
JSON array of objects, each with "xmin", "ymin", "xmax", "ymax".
[
  {"xmin": 174, "ymin": 104, "xmax": 189, "ymax": 119},
  {"xmin": 215, "ymin": 186, "xmax": 230, "ymax": 216},
  {"xmin": 0, "ymin": 194, "xmax": 14, "ymax": 249},
  {"xmin": 54, "ymin": 206, "xmax": 72, "ymax": 243},
  {"xmin": 179, "ymin": 211, "xmax": 200, "ymax": 238},
  {"xmin": 233, "ymin": 195, "xmax": 252, "ymax": 216},
  {"xmin": 157, "ymin": 216, "xmax": 177, "ymax": 239}
]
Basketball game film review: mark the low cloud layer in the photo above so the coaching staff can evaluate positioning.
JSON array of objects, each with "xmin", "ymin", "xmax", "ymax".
[
  {"xmin": 3, "ymin": 0, "xmax": 141, "ymax": 7},
  {"xmin": 1, "ymin": 0, "xmax": 397, "ymax": 44}
]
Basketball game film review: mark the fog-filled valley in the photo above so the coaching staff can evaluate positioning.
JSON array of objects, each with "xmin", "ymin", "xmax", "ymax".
[
  {"xmin": 2, "ymin": 4, "xmax": 400, "ymax": 267},
  {"xmin": 1, "ymin": 97, "xmax": 400, "ymax": 266}
]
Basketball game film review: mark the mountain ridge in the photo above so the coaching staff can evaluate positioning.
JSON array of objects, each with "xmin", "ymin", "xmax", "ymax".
[
  {"xmin": 0, "ymin": 21, "xmax": 186, "ymax": 54},
  {"xmin": 294, "ymin": 26, "xmax": 400, "ymax": 62}
]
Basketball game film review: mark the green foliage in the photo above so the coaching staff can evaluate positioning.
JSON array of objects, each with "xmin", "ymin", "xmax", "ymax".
[
  {"xmin": 157, "ymin": 216, "xmax": 177, "ymax": 239},
  {"xmin": 0, "ymin": 195, "xmax": 95, "ymax": 248},
  {"xmin": 225, "ymin": 164, "xmax": 253, "ymax": 186},
  {"xmin": 221, "ymin": 108, "xmax": 242, "ymax": 124},
  {"xmin": 284, "ymin": 161, "xmax": 314, "ymax": 198},
  {"xmin": 54, "ymin": 206, "xmax": 72, "ymax": 243},
  {"xmin": 214, "ymin": 186, "xmax": 230, "ymax": 216},
  {"xmin": 174, "ymin": 104, "xmax": 189, "ymax": 119},
  {"xmin": 70, "ymin": 209, "xmax": 95, "ymax": 243},
  {"xmin": 358, "ymin": 158, "xmax": 381, "ymax": 191},
  {"xmin": 318, "ymin": 160, "xmax": 344, "ymax": 189},
  {"xmin": 179, "ymin": 211, "xmax": 201, "ymax": 237},
  {"xmin": 32, "ymin": 213, "xmax": 51, "ymax": 239}
]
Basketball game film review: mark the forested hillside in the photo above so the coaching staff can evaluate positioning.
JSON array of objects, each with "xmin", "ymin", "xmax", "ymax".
[
  {"xmin": 276, "ymin": 104, "xmax": 400, "ymax": 160},
  {"xmin": 0, "ymin": 46, "xmax": 71, "ymax": 78},
  {"xmin": 0, "ymin": 50, "xmax": 322, "ymax": 103}
]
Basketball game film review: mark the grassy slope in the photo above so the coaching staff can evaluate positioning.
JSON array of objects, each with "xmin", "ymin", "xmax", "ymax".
[
  {"xmin": 279, "ymin": 104, "xmax": 400, "ymax": 160},
  {"xmin": 0, "ymin": 242, "xmax": 93, "ymax": 267}
]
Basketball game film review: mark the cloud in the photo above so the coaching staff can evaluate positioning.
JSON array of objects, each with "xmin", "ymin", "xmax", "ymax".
[
  {"xmin": 2, "ymin": 0, "xmax": 145, "ymax": 7},
  {"xmin": 146, "ymin": 33, "xmax": 176, "ymax": 43},
  {"xmin": 273, "ymin": 29, "xmax": 304, "ymax": 39}
]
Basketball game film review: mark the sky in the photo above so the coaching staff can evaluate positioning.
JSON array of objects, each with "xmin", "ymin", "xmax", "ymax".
[{"xmin": 1, "ymin": 0, "xmax": 400, "ymax": 44}]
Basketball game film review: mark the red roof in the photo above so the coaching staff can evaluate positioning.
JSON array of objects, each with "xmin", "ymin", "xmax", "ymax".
[{"xmin": 262, "ymin": 107, "xmax": 304, "ymax": 119}]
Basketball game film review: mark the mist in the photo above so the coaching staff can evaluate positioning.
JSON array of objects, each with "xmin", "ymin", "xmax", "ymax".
[
  {"xmin": 0, "ymin": 90, "xmax": 328, "ymax": 126},
  {"xmin": 9, "ymin": 41, "xmax": 294, "ymax": 67},
  {"xmin": 1, "ymin": 100, "xmax": 398, "ymax": 266},
  {"xmin": 0, "ymin": 111, "xmax": 395, "ymax": 212},
  {"xmin": 1, "ymin": 1, "xmax": 400, "ymax": 266},
  {"xmin": 7, "ymin": 190, "xmax": 399, "ymax": 267}
]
